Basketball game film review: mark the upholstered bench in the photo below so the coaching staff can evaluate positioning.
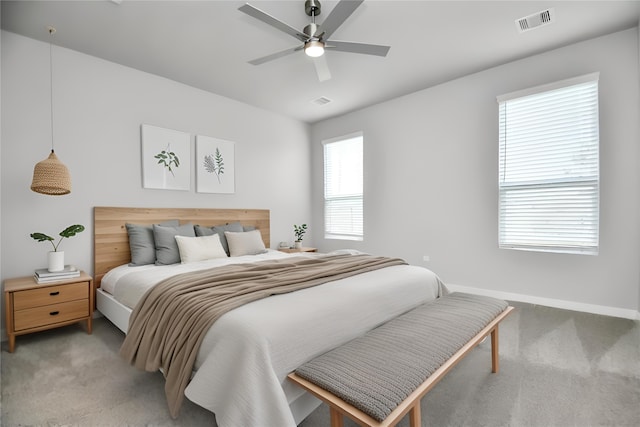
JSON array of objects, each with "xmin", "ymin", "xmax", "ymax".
[{"xmin": 288, "ymin": 292, "xmax": 514, "ymax": 427}]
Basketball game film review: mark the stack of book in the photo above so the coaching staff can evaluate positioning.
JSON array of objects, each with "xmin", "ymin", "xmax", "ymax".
[{"xmin": 34, "ymin": 265, "xmax": 80, "ymax": 284}]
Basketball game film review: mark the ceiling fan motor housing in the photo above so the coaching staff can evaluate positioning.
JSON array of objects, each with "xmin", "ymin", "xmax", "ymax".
[{"xmin": 304, "ymin": 23, "xmax": 320, "ymax": 39}]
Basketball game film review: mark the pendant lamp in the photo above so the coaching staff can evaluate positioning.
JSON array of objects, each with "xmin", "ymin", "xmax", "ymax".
[{"xmin": 31, "ymin": 26, "xmax": 72, "ymax": 196}]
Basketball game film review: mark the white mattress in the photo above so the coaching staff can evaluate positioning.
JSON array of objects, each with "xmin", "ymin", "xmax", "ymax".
[{"xmin": 101, "ymin": 250, "xmax": 447, "ymax": 427}]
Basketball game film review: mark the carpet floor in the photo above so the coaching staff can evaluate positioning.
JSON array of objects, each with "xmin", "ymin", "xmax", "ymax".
[{"xmin": 1, "ymin": 300, "xmax": 639, "ymax": 426}]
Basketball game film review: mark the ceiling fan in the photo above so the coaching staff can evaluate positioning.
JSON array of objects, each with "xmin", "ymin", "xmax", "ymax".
[{"xmin": 239, "ymin": 0, "xmax": 390, "ymax": 82}]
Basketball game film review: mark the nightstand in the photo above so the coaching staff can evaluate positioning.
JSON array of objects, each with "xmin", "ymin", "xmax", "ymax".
[
  {"xmin": 4, "ymin": 271, "xmax": 94, "ymax": 353},
  {"xmin": 278, "ymin": 247, "xmax": 317, "ymax": 253}
]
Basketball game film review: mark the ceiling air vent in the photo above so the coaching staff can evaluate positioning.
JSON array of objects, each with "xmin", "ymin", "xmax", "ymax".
[
  {"xmin": 312, "ymin": 96, "xmax": 332, "ymax": 106},
  {"xmin": 516, "ymin": 8, "xmax": 555, "ymax": 33}
]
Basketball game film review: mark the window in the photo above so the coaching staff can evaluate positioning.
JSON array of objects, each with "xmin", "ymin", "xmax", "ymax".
[
  {"xmin": 323, "ymin": 132, "xmax": 363, "ymax": 240},
  {"xmin": 497, "ymin": 73, "xmax": 599, "ymax": 255}
]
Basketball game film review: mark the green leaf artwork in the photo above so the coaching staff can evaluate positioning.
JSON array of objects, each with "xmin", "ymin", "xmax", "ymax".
[
  {"xmin": 204, "ymin": 147, "xmax": 225, "ymax": 184},
  {"xmin": 154, "ymin": 143, "xmax": 180, "ymax": 177}
]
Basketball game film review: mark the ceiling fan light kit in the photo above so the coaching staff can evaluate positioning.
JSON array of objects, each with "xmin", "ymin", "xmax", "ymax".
[
  {"xmin": 304, "ymin": 40, "xmax": 325, "ymax": 57},
  {"xmin": 240, "ymin": 0, "xmax": 390, "ymax": 81}
]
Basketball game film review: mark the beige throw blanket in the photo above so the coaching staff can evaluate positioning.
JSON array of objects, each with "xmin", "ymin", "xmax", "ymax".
[{"xmin": 120, "ymin": 254, "xmax": 407, "ymax": 418}]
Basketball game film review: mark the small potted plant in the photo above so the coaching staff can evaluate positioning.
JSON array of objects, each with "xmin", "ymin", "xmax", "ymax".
[
  {"xmin": 293, "ymin": 224, "xmax": 307, "ymax": 249},
  {"xmin": 30, "ymin": 224, "xmax": 85, "ymax": 272}
]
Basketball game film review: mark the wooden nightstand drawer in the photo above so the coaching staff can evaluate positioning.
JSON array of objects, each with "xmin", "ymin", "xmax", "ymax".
[
  {"xmin": 14, "ymin": 299, "xmax": 89, "ymax": 331},
  {"xmin": 13, "ymin": 282, "xmax": 88, "ymax": 311}
]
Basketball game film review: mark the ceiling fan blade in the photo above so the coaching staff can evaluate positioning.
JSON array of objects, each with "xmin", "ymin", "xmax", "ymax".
[
  {"xmin": 326, "ymin": 40, "xmax": 390, "ymax": 57},
  {"xmin": 316, "ymin": 0, "xmax": 364, "ymax": 40},
  {"xmin": 313, "ymin": 55, "xmax": 332, "ymax": 82},
  {"xmin": 239, "ymin": 3, "xmax": 308, "ymax": 42},
  {"xmin": 248, "ymin": 46, "xmax": 301, "ymax": 65}
]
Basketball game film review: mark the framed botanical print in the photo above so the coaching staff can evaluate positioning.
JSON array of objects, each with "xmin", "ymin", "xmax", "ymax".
[
  {"xmin": 196, "ymin": 135, "xmax": 235, "ymax": 194},
  {"xmin": 141, "ymin": 124, "xmax": 191, "ymax": 191}
]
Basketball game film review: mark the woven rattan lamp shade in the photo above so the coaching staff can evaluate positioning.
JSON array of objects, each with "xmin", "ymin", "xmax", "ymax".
[{"xmin": 31, "ymin": 150, "xmax": 71, "ymax": 195}]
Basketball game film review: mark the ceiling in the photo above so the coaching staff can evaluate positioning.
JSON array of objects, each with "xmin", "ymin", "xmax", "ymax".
[{"xmin": 2, "ymin": 1, "xmax": 639, "ymax": 124}]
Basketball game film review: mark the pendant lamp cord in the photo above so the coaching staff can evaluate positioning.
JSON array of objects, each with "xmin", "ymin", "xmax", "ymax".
[{"xmin": 49, "ymin": 27, "xmax": 55, "ymax": 153}]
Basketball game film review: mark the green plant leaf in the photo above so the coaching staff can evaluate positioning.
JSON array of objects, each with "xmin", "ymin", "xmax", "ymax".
[
  {"xmin": 60, "ymin": 224, "xmax": 85, "ymax": 238},
  {"xmin": 30, "ymin": 233, "xmax": 54, "ymax": 242},
  {"xmin": 293, "ymin": 224, "xmax": 308, "ymax": 241}
]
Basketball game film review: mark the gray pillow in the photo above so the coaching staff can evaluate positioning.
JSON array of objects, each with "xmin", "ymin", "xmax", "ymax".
[
  {"xmin": 194, "ymin": 224, "xmax": 215, "ymax": 237},
  {"xmin": 195, "ymin": 222, "xmax": 243, "ymax": 256},
  {"xmin": 153, "ymin": 223, "xmax": 196, "ymax": 265},
  {"xmin": 126, "ymin": 220, "xmax": 179, "ymax": 266}
]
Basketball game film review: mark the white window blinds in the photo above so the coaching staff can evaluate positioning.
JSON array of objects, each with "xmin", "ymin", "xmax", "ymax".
[
  {"xmin": 323, "ymin": 133, "xmax": 363, "ymax": 240},
  {"xmin": 497, "ymin": 73, "xmax": 600, "ymax": 255}
]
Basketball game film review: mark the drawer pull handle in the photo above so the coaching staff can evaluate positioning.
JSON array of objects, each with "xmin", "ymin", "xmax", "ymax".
[
  {"xmin": 49, "ymin": 311, "xmax": 60, "ymax": 316},
  {"xmin": 49, "ymin": 291, "xmax": 60, "ymax": 296}
]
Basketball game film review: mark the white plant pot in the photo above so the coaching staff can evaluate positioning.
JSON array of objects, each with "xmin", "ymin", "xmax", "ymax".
[
  {"xmin": 48, "ymin": 251, "xmax": 65, "ymax": 272},
  {"xmin": 294, "ymin": 241, "xmax": 302, "ymax": 249}
]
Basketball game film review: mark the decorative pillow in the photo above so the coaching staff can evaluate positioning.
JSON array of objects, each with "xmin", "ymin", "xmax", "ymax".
[
  {"xmin": 195, "ymin": 222, "xmax": 244, "ymax": 256},
  {"xmin": 225, "ymin": 230, "xmax": 267, "ymax": 257},
  {"xmin": 243, "ymin": 225, "xmax": 256, "ymax": 232},
  {"xmin": 175, "ymin": 234, "xmax": 228, "ymax": 263},
  {"xmin": 194, "ymin": 225, "xmax": 215, "ymax": 237},
  {"xmin": 126, "ymin": 220, "xmax": 179, "ymax": 266},
  {"xmin": 153, "ymin": 223, "xmax": 196, "ymax": 265}
]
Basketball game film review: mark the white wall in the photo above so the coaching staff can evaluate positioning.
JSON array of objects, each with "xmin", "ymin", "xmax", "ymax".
[
  {"xmin": 311, "ymin": 28, "xmax": 640, "ymax": 317},
  {"xmin": 1, "ymin": 31, "xmax": 311, "ymax": 298},
  {"xmin": 0, "ymin": 9, "xmax": 3, "ymax": 396}
]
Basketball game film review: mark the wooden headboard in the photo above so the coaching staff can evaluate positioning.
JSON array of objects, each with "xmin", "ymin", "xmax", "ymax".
[{"xmin": 94, "ymin": 206, "xmax": 270, "ymax": 288}]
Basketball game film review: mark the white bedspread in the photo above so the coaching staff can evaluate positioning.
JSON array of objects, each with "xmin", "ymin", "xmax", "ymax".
[
  {"xmin": 103, "ymin": 249, "xmax": 295, "ymax": 308},
  {"xmin": 102, "ymin": 250, "xmax": 446, "ymax": 427}
]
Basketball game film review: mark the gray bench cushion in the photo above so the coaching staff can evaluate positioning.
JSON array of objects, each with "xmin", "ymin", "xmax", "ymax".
[{"xmin": 294, "ymin": 292, "xmax": 508, "ymax": 422}]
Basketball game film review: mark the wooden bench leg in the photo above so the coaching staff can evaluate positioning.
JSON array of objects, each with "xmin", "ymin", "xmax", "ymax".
[
  {"xmin": 330, "ymin": 406, "xmax": 344, "ymax": 427},
  {"xmin": 409, "ymin": 402, "xmax": 421, "ymax": 427},
  {"xmin": 491, "ymin": 325, "xmax": 499, "ymax": 373}
]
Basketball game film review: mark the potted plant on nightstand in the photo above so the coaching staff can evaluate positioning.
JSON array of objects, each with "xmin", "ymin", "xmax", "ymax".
[
  {"xmin": 293, "ymin": 224, "xmax": 307, "ymax": 249},
  {"xmin": 30, "ymin": 224, "xmax": 85, "ymax": 272}
]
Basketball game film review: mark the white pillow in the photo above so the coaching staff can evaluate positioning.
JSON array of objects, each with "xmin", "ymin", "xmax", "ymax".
[
  {"xmin": 224, "ymin": 230, "xmax": 267, "ymax": 257},
  {"xmin": 175, "ymin": 234, "xmax": 228, "ymax": 263}
]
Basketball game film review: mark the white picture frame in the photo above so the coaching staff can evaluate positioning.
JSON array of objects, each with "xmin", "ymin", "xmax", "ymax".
[
  {"xmin": 196, "ymin": 135, "xmax": 235, "ymax": 194},
  {"xmin": 141, "ymin": 124, "xmax": 191, "ymax": 191}
]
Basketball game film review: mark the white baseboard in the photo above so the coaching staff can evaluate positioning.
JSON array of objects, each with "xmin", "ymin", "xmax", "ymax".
[{"xmin": 446, "ymin": 283, "xmax": 640, "ymax": 321}]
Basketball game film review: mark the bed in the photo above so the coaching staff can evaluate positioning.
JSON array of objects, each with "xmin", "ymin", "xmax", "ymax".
[{"xmin": 93, "ymin": 206, "xmax": 447, "ymax": 427}]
